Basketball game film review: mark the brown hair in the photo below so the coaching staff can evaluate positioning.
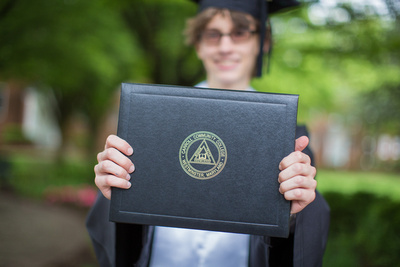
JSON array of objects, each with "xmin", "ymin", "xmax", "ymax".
[{"xmin": 184, "ymin": 7, "xmax": 265, "ymax": 46}]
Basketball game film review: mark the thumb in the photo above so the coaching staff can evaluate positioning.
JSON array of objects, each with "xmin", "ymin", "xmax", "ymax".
[{"xmin": 295, "ymin": 136, "xmax": 309, "ymax": 152}]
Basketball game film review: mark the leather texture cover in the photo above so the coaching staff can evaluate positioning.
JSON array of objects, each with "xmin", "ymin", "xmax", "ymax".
[{"xmin": 110, "ymin": 82, "xmax": 299, "ymax": 238}]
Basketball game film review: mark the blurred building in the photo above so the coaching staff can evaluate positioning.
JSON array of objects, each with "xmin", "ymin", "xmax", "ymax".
[
  {"xmin": 310, "ymin": 112, "xmax": 400, "ymax": 171},
  {"xmin": 0, "ymin": 81, "xmax": 61, "ymax": 149}
]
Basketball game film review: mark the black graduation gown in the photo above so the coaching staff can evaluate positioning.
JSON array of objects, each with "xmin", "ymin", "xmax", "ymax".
[{"xmin": 86, "ymin": 126, "xmax": 330, "ymax": 267}]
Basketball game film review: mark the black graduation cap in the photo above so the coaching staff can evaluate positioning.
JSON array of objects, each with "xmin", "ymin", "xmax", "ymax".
[{"xmin": 192, "ymin": 0, "xmax": 300, "ymax": 77}]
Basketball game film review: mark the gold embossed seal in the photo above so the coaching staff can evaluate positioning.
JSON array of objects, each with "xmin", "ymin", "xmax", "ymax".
[{"xmin": 179, "ymin": 131, "xmax": 227, "ymax": 180}]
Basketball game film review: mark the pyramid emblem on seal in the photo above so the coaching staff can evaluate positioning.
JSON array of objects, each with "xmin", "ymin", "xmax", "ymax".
[{"xmin": 189, "ymin": 139, "xmax": 216, "ymax": 165}]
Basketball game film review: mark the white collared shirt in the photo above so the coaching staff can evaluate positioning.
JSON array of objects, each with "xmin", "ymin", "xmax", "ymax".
[
  {"xmin": 150, "ymin": 227, "xmax": 250, "ymax": 267},
  {"xmin": 195, "ymin": 81, "xmax": 254, "ymax": 91}
]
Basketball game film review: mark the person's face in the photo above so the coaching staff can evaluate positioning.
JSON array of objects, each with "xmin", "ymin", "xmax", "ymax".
[{"xmin": 196, "ymin": 12, "xmax": 260, "ymax": 89}]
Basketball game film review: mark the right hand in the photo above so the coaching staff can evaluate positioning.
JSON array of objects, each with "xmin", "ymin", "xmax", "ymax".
[{"xmin": 94, "ymin": 135, "xmax": 135, "ymax": 200}]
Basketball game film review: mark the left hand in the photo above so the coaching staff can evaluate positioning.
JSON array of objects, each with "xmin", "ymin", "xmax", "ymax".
[{"xmin": 278, "ymin": 136, "xmax": 317, "ymax": 214}]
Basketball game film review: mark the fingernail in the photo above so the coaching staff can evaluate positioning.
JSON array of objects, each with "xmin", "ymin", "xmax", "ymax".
[
  {"xmin": 129, "ymin": 164, "xmax": 135, "ymax": 173},
  {"xmin": 127, "ymin": 182, "xmax": 131, "ymax": 188},
  {"xmin": 127, "ymin": 147, "xmax": 133, "ymax": 155},
  {"xmin": 126, "ymin": 173, "xmax": 131, "ymax": 180}
]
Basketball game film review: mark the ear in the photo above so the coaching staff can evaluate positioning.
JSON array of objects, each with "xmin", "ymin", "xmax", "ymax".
[{"xmin": 195, "ymin": 43, "xmax": 204, "ymax": 60}]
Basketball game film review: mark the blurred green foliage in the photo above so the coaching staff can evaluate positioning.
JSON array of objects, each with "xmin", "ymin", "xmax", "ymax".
[
  {"xmin": 323, "ymin": 192, "xmax": 400, "ymax": 267},
  {"xmin": 317, "ymin": 169, "xmax": 400, "ymax": 200},
  {"xmin": 1, "ymin": 124, "xmax": 31, "ymax": 144},
  {"xmin": 253, "ymin": 2, "xmax": 400, "ymax": 125},
  {"xmin": 7, "ymin": 154, "xmax": 95, "ymax": 198},
  {"xmin": 116, "ymin": 0, "xmax": 204, "ymax": 85},
  {"xmin": 0, "ymin": 0, "xmax": 140, "ymax": 152},
  {"xmin": 0, "ymin": 0, "xmax": 398, "ymax": 152}
]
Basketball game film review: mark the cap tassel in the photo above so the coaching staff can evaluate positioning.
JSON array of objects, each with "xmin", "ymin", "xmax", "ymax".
[{"xmin": 256, "ymin": 0, "xmax": 267, "ymax": 77}]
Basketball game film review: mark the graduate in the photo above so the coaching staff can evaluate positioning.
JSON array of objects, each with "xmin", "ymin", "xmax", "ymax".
[{"xmin": 87, "ymin": 0, "xmax": 330, "ymax": 266}]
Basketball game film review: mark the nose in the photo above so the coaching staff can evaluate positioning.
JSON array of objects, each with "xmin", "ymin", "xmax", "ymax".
[{"xmin": 218, "ymin": 34, "xmax": 234, "ymax": 53}]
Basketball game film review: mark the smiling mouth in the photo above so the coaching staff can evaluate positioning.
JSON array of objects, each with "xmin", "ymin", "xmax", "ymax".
[{"xmin": 215, "ymin": 59, "xmax": 239, "ymax": 70}]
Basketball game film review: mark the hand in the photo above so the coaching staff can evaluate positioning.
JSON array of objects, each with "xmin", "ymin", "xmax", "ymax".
[
  {"xmin": 278, "ymin": 136, "xmax": 317, "ymax": 214},
  {"xmin": 94, "ymin": 135, "xmax": 135, "ymax": 200}
]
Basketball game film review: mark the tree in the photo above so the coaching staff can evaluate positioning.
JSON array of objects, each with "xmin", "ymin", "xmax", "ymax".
[
  {"xmin": 0, "ymin": 0, "xmax": 140, "ymax": 153},
  {"xmin": 116, "ymin": 0, "xmax": 204, "ymax": 86},
  {"xmin": 252, "ymin": 1, "xmax": 400, "ymax": 127}
]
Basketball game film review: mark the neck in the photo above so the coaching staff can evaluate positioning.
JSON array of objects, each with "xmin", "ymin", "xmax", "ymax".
[{"xmin": 206, "ymin": 79, "xmax": 251, "ymax": 91}]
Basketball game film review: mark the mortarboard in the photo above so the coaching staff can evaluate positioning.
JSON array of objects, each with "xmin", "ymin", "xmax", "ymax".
[{"xmin": 192, "ymin": 0, "xmax": 300, "ymax": 77}]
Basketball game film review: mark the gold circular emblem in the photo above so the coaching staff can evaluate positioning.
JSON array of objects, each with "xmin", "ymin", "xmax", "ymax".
[{"xmin": 179, "ymin": 131, "xmax": 227, "ymax": 180}]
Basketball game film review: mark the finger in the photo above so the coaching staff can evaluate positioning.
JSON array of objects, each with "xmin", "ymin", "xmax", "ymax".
[
  {"xmin": 95, "ymin": 159, "xmax": 132, "ymax": 181},
  {"xmin": 96, "ymin": 174, "xmax": 132, "ymax": 189},
  {"xmin": 97, "ymin": 148, "xmax": 135, "ymax": 174},
  {"xmin": 105, "ymin": 135, "xmax": 133, "ymax": 156},
  {"xmin": 283, "ymin": 187, "xmax": 316, "ymax": 201},
  {"xmin": 278, "ymin": 162, "xmax": 316, "ymax": 183},
  {"xmin": 295, "ymin": 136, "xmax": 309, "ymax": 152},
  {"xmin": 279, "ymin": 151, "xmax": 312, "ymax": 172},
  {"xmin": 95, "ymin": 174, "xmax": 132, "ymax": 200},
  {"xmin": 279, "ymin": 175, "xmax": 317, "ymax": 194}
]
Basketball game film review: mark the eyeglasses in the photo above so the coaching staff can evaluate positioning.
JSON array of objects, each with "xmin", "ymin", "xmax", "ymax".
[{"xmin": 200, "ymin": 29, "xmax": 258, "ymax": 45}]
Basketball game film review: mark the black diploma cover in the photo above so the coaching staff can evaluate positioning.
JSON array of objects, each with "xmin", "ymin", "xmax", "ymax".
[{"xmin": 110, "ymin": 83, "xmax": 299, "ymax": 238}]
